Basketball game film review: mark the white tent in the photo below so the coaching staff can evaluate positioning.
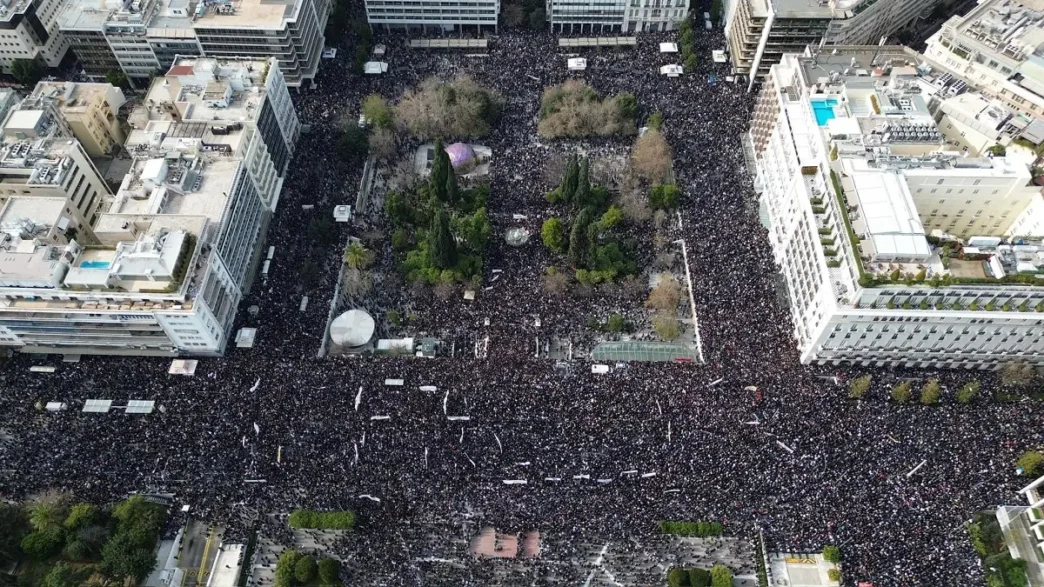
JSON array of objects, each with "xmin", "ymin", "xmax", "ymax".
[
  {"xmin": 659, "ymin": 42, "xmax": 678, "ymax": 53},
  {"xmin": 168, "ymin": 359, "xmax": 198, "ymax": 376},
  {"xmin": 567, "ymin": 58, "xmax": 587, "ymax": 71},
  {"xmin": 660, "ymin": 65, "xmax": 684, "ymax": 77},
  {"xmin": 712, "ymin": 50, "xmax": 727, "ymax": 63},
  {"xmin": 363, "ymin": 61, "xmax": 389, "ymax": 74}
]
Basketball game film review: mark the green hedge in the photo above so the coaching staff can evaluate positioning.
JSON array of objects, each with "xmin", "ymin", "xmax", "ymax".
[
  {"xmin": 660, "ymin": 521, "xmax": 723, "ymax": 537},
  {"xmin": 288, "ymin": 510, "xmax": 355, "ymax": 529}
]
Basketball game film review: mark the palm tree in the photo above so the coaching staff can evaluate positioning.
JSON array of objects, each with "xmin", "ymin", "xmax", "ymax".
[{"xmin": 343, "ymin": 242, "xmax": 373, "ymax": 269}]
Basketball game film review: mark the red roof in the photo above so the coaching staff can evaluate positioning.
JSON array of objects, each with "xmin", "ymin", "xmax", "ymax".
[{"xmin": 167, "ymin": 64, "xmax": 194, "ymax": 76}]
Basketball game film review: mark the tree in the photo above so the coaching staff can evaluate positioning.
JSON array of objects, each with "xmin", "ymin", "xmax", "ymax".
[
  {"xmin": 318, "ymin": 557, "xmax": 340, "ymax": 584},
  {"xmin": 685, "ymin": 54, "xmax": 698, "ymax": 72},
  {"xmin": 1000, "ymin": 360, "xmax": 1038, "ymax": 388},
  {"xmin": 541, "ymin": 266, "xmax": 570, "ymax": 296},
  {"xmin": 344, "ymin": 242, "xmax": 374, "ymax": 269},
  {"xmin": 430, "ymin": 139, "xmax": 450, "ymax": 202},
  {"xmin": 445, "ymin": 166, "xmax": 460, "ymax": 205},
  {"xmin": 64, "ymin": 503, "xmax": 98, "ymax": 531},
  {"xmin": 453, "ymin": 207, "xmax": 491, "ymax": 252},
  {"xmin": 848, "ymin": 375, "xmax": 871, "ymax": 399},
  {"xmin": 827, "ymin": 568, "xmax": 841, "ymax": 582},
  {"xmin": 667, "ymin": 567, "xmax": 687, "ymax": 587},
  {"xmin": 541, "ymin": 217, "xmax": 566, "ymax": 253},
  {"xmin": 561, "ymin": 155, "xmax": 579, "ymax": 204},
  {"xmin": 361, "ymin": 94, "xmax": 393, "ymax": 128},
  {"xmin": 710, "ymin": 0, "xmax": 723, "ymax": 22},
  {"xmin": 957, "ymin": 380, "xmax": 981, "ymax": 404},
  {"xmin": 100, "ymin": 533, "xmax": 156, "ymax": 580},
  {"xmin": 709, "ymin": 564, "xmax": 732, "ymax": 587},
  {"xmin": 42, "ymin": 562, "xmax": 77, "ymax": 587},
  {"xmin": 527, "ymin": 7, "xmax": 545, "ymax": 30},
  {"xmin": 567, "ymin": 207, "xmax": 595, "ymax": 267},
  {"xmin": 646, "ymin": 275, "xmax": 681, "ymax": 311},
  {"xmin": 1018, "ymin": 451, "xmax": 1044, "ymax": 476},
  {"xmin": 369, "ymin": 127, "xmax": 396, "ymax": 159},
  {"xmin": 395, "ymin": 77, "xmax": 500, "ymax": 139},
  {"xmin": 338, "ymin": 125, "xmax": 369, "ymax": 164},
  {"xmin": 0, "ymin": 503, "xmax": 27, "ymax": 566},
  {"xmin": 822, "ymin": 545, "xmax": 841, "ymax": 563},
  {"xmin": 294, "ymin": 555, "xmax": 317, "ymax": 583},
  {"xmin": 606, "ymin": 314, "xmax": 626, "ymax": 332},
  {"xmin": 574, "ymin": 157, "xmax": 591, "ymax": 208},
  {"xmin": 105, "ymin": 70, "xmax": 129, "ymax": 89},
  {"xmin": 430, "ymin": 209, "xmax": 457, "ymax": 269},
  {"xmin": 599, "ymin": 205, "xmax": 624, "ymax": 229},
  {"xmin": 20, "ymin": 528, "xmax": 62, "ymax": 559},
  {"xmin": 921, "ymin": 379, "xmax": 942, "ymax": 405},
  {"xmin": 647, "ymin": 111, "xmax": 663, "ymax": 131},
  {"xmin": 632, "ymin": 130, "xmax": 672, "ymax": 182},
  {"xmin": 653, "ymin": 311, "xmax": 681, "ymax": 340},
  {"xmin": 11, "ymin": 59, "xmax": 42, "ymax": 86},
  {"xmin": 28, "ymin": 501, "xmax": 65, "ymax": 532},
  {"xmin": 891, "ymin": 381, "xmax": 912, "ymax": 403},
  {"xmin": 274, "ymin": 550, "xmax": 302, "ymax": 587},
  {"xmin": 689, "ymin": 567, "xmax": 711, "ymax": 587},
  {"xmin": 650, "ymin": 184, "xmax": 681, "ymax": 210}
]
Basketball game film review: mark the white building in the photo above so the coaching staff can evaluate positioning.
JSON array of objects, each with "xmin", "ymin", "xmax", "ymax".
[
  {"xmin": 58, "ymin": 0, "xmax": 328, "ymax": 88},
  {"xmin": 923, "ymin": 0, "xmax": 1044, "ymax": 122},
  {"xmin": 546, "ymin": 0, "xmax": 688, "ymax": 33},
  {"xmin": 0, "ymin": 58, "xmax": 299, "ymax": 357},
  {"xmin": 725, "ymin": 0, "xmax": 942, "ymax": 86},
  {"xmin": 0, "ymin": 0, "xmax": 70, "ymax": 74},
  {"xmin": 364, "ymin": 0, "xmax": 500, "ymax": 33},
  {"xmin": 749, "ymin": 46, "xmax": 1044, "ymax": 369},
  {"xmin": 995, "ymin": 474, "xmax": 1044, "ymax": 587}
]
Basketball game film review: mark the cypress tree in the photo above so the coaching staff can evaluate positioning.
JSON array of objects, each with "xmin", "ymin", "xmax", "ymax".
[
  {"xmin": 568, "ymin": 207, "xmax": 593, "ymax": 268},
  {"xmin": 561, "ymin": 155, "xmax": 578, "ymax": 204},
  {"xmin": 445, "ymin": 167, "xmax": 459, "ymax": 206},
  {"xmin": 430, "ymin": 209, "xmax": 457, "ymax": 269},
  {"xmin": 574, "ymin": 157, "xmax": 590, "ymax": 208},
  {"xmin": 430, "ymin": 139, "xmax": 449, "ymax": 202}
]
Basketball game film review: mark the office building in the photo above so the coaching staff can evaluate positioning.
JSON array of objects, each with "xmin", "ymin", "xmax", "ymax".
[
  {"xmin": 22, "ymin": 82, "xmax": 126, "ymax": 157},
  {"xmin": 0, "ymin": 0, "xmax": 70, "ymax": 74},
  {"xmin": 546, "ymin": 0, "xmax": 688, "ymax": 32},
  {"xmin": 0, "ymin": 89, "xmax": 21, "ymax": 123},
  {"xmin": 995, "ymin": 474, "xmax": 1044, "ymax": 587},
  {"xmin": 923, "ymin": 0, "xmax": 1044, "ymax": 122},
  {"xmin": 0, "ymin": 57, "xmax": 299, "ymax": 357},
  {"xmin": 726, "ymin": 0, "xmax": 943, "ymax": 87},
  {"xmin": 749, "ymin": 46, "xmax": 1044, "ymax": 369},
  {"xmin": 364, "ymin": 0, "xmax": 500, "ymax": 32},
  {"xmin": 58, "ymin": 0, "xmax": 328, "ymax": 88}
]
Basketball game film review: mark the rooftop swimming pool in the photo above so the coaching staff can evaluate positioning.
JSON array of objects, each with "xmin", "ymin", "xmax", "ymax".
[
  {"xmin": 79, "ymin": 260, "xmax": 111, "ymax": 270},
  {"xmin": 812, "ymin": 99, "xmax": 839, "ymax": 126}
]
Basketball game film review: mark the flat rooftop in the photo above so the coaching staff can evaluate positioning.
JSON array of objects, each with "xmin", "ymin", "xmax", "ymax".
[
  {"xmin": 144, "ymin": 58, "xmax": 268, "ymax": 125},
  {"xmin": 193, "ymin": 0, "xmax": 295, "ymax": 28},
  {"xmin": 30, "ymin": 82, "xmax": 125, "ymax": 112},
  {"xmin": 0, "ymin": 196, "xmax": 64, "ymax": 227},
  {"xmin": 953, "ymin": 0, "xmax": 1044, "ymax": 61},
  {"xmin": 109, "ymin": 154, "xmax": 237, "ymax": 222}
]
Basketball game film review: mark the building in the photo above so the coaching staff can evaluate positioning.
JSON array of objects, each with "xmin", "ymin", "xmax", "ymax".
[
  {"xmin": 0, "ymin": 89, "xmax": 21, "ymax": 124},
  {"xmin": 0, "ymin": 0, "xmax": 70, "ymax": 74},
  {"xmin": 545, "ymin": 0, "xmax": 688, "ymax": 33},
  {"xmin": 923, "ymin": 0, "xmax": 1044, "ymax": 122},
  {"xmin": 364, "ymin": 0, "xmax": 500, "ymax": 32},
  {"xmin": 22, "ymin": 82, "xmax": 126, "ymax": 157},
  {"xmin": 58, "ymin": 0, "xmax": 328, "ymax": 88},
  {"xmin": 749, "ymin": 45, "xmax": 1044, "ymax": 369},
  {"xmin": 932, "ymin": 92, "xmax": 1029, "ymax": 155},
  {"xmin": 0, "ymin": 57, "xmax": 299, "ymax": 357},
  {"xmin": 725, "ymin": 0, "xmax": 943, "ymax": 88},
  {"xmin": 995, "ymin": 474, "xmax": 1044, "ymax": 587}
]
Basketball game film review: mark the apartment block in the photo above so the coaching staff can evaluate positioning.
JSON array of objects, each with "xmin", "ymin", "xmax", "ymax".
[
  {"xmin": 546, "ymin": 0, "xmax": 688, "ymax": 32},
  {"xmin": 58, "ymin": 0, "xmax": 328, "ymax": 88},
  {"xmin": 0, "ymin": 57, "xmax": 299, "ymax": 357},
  {"xmin": 726, "ymin": 0, "xmax": 943, "ymax": 87},
  {"xmin": 923, "ymin": 0, "xmax": 1044, "ymax": 122},
  {"xmin": 0, "ymin": 0, "xmax": 70, "ymax": 73},
  {"xmin": 364, "ymin": 0, "xmax": 500, "ymax": 32},
  {"xmin": 22, "ymin": 82, "xmax": 126, "ymax": 157},
  {"xmin": 749, "ymin": 46, "xmax": 1044, "ymax": 369}
]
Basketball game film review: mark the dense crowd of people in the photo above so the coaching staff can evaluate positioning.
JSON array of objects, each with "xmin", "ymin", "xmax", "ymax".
[{"xmin": 0, "ymin": 22, "xmax": 1042, "ymax": 587}]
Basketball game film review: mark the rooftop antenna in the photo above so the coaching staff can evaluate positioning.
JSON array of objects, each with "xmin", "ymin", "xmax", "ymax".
[{"xmin": 870, "ymin": 35, "xmax": 888, "ymax": 67}]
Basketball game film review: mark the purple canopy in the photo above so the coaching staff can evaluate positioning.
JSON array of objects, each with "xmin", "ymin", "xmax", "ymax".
[{"xmin": 445, "ymin": 142, "xmax": 476, "ymax": 168}]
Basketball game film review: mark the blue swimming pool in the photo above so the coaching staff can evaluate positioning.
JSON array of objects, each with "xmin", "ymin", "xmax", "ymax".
[
  {"xmin": 811, "ymin": 99, "xmax": 839, "ymax": 126},
  {"xmin": 80, "ymin": 260, "xmax": 110, "ymax": 270}
]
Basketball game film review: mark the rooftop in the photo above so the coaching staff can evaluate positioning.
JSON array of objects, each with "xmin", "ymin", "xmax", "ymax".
[
  {"xmin": 747, "ymin": 0, "xmax": 834, "ymax": 18},
  {"xmin": 192, "ymin": 0, "xmax": 296, "ymax": 28},
  {"xmin": 108, "ymin": 153, "xmax": 236, "ymax": 221},
  {"xmin": 139, "ymin": 58, "xmax": 269, "ymax": 128},
  {"xmin": 29, "ymin": 82, "xmax": 126, "ymax": 113},
  {"xmin": 57, "ymin": 0, "xmax": 290, "ymax": 32},
  {"xmin": 954, "ymin": 0, "xmax": 1044, "ymax": 63}
]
